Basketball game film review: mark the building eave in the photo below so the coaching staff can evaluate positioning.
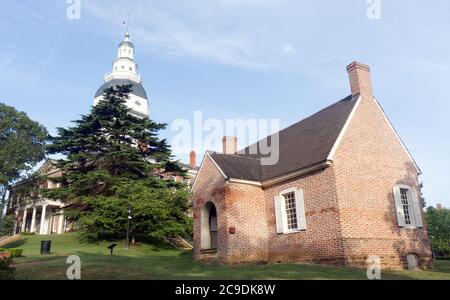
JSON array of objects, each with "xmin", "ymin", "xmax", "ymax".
[
  {"xmin": 190, "ymin": 152, "xmax": 228, "ymax": 193},
  {"xmin": 227, "ymin": 178, "xmax": 262, "ymax": 187},
  {"xmin": 261, "ymin": 160, "xmax": 332, "ymax": 188},
  {"xmin": 372, "ymin": 97, "xmax": 422, "ymax": 175},
  {"xmin": 217, "ymin": 160, "xmax": 333, "ymax": 188},
  {"xmin": 327, "ymin": 95, "xmax": 362, "ymax": 161}
]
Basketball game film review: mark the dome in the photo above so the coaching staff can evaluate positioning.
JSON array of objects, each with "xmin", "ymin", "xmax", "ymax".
[
  {"xmin": 94, "ymin": 33, "xmax": 150, "ymax": 118},
  {"xmin": 119, "ymin": 41, "xmax": 134, "ymax": 48},
  {"xmin": 95, "ymin": 79, "xmax": 148, "ymax": 99}
]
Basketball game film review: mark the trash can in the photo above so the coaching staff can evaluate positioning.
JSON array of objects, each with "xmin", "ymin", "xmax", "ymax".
[{"xmin": 40, "ymin": 240, "xmax": 52, "ymax": 255}]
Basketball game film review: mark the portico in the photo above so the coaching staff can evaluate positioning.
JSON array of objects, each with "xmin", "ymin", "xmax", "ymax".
[{"xmin": 17, "ymin": 200, "xmax": 66, "ymax": 235}]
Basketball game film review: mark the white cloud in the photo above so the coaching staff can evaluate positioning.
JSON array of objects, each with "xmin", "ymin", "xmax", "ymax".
[
  {"xmin": 401, "ymin": 58, "xmax": 450, "ymax": 72},
  {"xmin": 0, "ymin": 44, "xmax": 16, "ymax": 74},
  {"xmin": 83, "ymin": 0, "xmax": 298, "ymax": 70},
  {"xmin": 281, "ymin": 44, "xmax": 296, "ymax": 56}
]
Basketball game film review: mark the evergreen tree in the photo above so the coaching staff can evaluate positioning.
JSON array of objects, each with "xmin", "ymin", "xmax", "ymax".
[{"xmin": 45, "ymin": 85, "xmax": 191, "ymax": 241}]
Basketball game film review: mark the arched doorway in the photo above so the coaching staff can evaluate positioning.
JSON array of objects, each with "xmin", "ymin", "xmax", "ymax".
[
  {"xmin": 407, "ymin": 254, "xmax": 419, "ymax": 270},
  {"xmin": 201, "ymin": 202, "xmax": 218, "ymax": 250}
]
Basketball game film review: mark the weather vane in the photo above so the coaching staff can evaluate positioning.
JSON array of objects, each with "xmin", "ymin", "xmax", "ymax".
[{"xmin": 123, "ymin": 14, "xmax": 130, "ymax": 34}]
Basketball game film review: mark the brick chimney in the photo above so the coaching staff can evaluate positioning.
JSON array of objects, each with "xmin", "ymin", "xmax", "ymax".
[
  {"xmin": 189, "ymin": 150, "xmax": 197, "ymax": 169},
  {"xmin": 222, "ymin": 136, "xmax": 237, "ymax": 155},
  {"xmin": 346, "ymin": 61, "xmax": 373, "ymax": 98}
]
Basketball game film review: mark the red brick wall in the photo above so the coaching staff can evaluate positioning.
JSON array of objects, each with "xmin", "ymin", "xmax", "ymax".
[
  {"xmin": 192, "ymin": 155, "xmax": 269, "ymax": 263},
  {"xmin": 192, "ymin": 155, "xmax": 227, "ymax": 261},
  {"xmin": 263, "ymin": 167, "xmax": 345, "ymax": 264},
  {"xmin": 223, "ymin": 182, "xmax": 268, "ymax": 263},
  {"xmin": 332, "ymin": 95, "xmax": 432, "ymax": 269},
  {"xmin": 193, "ymin": 160, "xmax": 347, "ymax": 265}
]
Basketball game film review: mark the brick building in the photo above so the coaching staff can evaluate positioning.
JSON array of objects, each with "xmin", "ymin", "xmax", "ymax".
[{"xmin": 191, "ymin": 61, "xmax": 432, "ymax": 270}]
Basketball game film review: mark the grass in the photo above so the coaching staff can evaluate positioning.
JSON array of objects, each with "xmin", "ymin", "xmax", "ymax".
[{"xmin": 3, "ymin": 233, "xmax": 450, "ymax": 280}]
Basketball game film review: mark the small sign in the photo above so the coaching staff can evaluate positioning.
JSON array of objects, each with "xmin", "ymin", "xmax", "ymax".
[{"xmin": 107, "ymin": 243, "xmax": 118, "ymax": 255}]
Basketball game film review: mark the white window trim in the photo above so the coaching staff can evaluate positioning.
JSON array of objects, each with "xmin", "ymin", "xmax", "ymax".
[
  {"xmin": 394, "ymin": 184, "xmax": 421, "ymax": 229},
  {"xmin": 280, "ymin": 188, "xmax": 301, "ymax": 234},
  {"xmin": 277, "ymin": 187, "xmax": 307, "ymax": 234}
]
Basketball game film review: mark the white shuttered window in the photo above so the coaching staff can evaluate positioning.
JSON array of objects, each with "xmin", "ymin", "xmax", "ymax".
[
  {"xmin": 393, "ymin": 185, "xmax": 423, "ymax": 228},
  {"xmin": 274, "ymin": 188, "xmax": 307, "ymax": 234}
]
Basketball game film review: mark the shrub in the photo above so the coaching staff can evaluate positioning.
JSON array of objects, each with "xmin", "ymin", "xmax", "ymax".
[
  {"xmin": 432, "ymin": 238, "xmax": 450, "ymax": 258},
  {"xmin": 0, "ymin": 257, "xmax": 15, "ymax": 280},
  {"xmin": 437, "ymin": 257, "xmax": 450, "ymax": 261},
  {"xmin": 425, "ymin": 206, "xmax": 450, "ymax": 258},
  {"xmin": 0, "ymin": 248, "xmax": 23, "ymax": 258},
  {"xmin": 0, "ymin": 215, "xmax": 15, "ymax": 236}
]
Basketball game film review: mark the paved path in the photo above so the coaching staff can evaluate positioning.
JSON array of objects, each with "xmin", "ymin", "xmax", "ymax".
[{"xmin": 0, "ymin": 235, "xmax": 20, "ymax": 247}]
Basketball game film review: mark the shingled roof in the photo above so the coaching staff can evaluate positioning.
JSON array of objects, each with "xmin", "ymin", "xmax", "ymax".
[
  {"xmin": 209, "ymin": 94, "xmax": 359, "ymax": 182},
  {"xmin": 209, "ymin": 153, "xmax": 262, "ymax": 181}
]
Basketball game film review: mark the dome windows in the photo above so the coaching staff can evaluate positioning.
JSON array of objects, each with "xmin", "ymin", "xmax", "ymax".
[{"xmin": 101, "ymin": 35, "xmax": 145, "ymax": 111}]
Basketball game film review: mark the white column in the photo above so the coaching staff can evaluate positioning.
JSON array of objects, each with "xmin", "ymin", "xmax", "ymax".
[
  {"xmin": 30, "ymin": 207, "xmax": 37, "ymax": 233},
  {"xmin": 13, "ymin": 211, "xmax": 19, "ymax": 235},
  {"xmin": 39, "ymin": 205, "xmax": 48, "ymax": 235},
  {"xmin": 21, "ymin": 209, "xmax": 28, "ymax": 232},
  {"xmin": 57, "ymin": 212, "xmax": 65, "ymax": 234}
]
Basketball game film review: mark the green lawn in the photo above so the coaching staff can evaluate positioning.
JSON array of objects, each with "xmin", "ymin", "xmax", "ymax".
[{"xmin": 3, "ymin": 233, "xmax": 450, "ymax": 280}]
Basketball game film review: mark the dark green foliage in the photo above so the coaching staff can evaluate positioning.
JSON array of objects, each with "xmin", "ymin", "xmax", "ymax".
[
  {"xmin": 0, "ymin": 103, "xmax": 48, "ymax": 183},
  {"xmin": 0, "ymin": 102, "xmax": 48, "ymax": 228},
  {"xmin": 0, "ymin": 257, "xmax": 15, "ymax": 280},
  {"xmin": 425, "ymin": 206, "xmax": 450, "ymax": 257},
  {"xmin": 45, "ymin": 85, "xmax": 191, "ymax": 241},
  {"xmin": 78, "ymin": 182, "xmax": 192, "ymax": 241},
  {"xmin": 0, "ymin": 214, "xmax": 14, "ymax": 236},
  {"xmin": 0, "ymin": 248, "xmax": 23, "ymax": 258}
]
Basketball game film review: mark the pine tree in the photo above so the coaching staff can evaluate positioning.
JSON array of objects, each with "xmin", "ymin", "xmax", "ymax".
[{"xmin": 45, "ymin": 85, "xmax": 191, "ymax": 241}]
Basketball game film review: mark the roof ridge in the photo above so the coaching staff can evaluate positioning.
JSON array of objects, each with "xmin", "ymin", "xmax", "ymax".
[
  {"xmin": 286, "ymin": 95, "xmax": 351, "ymax": 133},
  {"xmin": 206, "ymin": 95, "xmax": 359, "ymax": 183},
  {"xmin": 215, "ymin": 153, "xmax": 262, "ymax": 161},
  {"xmin": 279, "ymin": 94, "xmax": 354, "ymax": 132},
  {"xmin": 240, "ymin": 94, "xmax": 354, "ymax": 154}
]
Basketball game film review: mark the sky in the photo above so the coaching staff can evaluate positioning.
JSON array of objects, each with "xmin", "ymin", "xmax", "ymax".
[{"xmin": 0, "ymin": 0, "xmax": 449, "ymax": 207}]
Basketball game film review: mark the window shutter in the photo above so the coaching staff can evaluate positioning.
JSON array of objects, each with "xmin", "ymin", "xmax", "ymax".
[
  {"xmin": 411, "ymin": 188, "xmax": 424, "ymax": 228},
  {"xmin": 393, "ymin": 186, "xmax": 406, "ymax": 227},
  {"xmin": 274, "ymin": 195, "xmax": 284, "ymax": 234},
  {"xmin": 295, "ymin": 189, "xmax": 307, "ymax": 231}
]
